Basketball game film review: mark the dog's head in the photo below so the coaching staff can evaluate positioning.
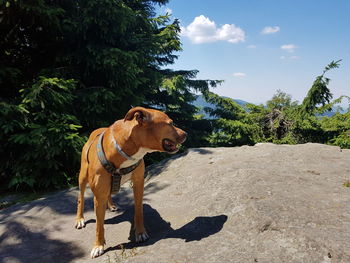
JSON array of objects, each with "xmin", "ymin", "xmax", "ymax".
[{"xmin": 124, "ymin": 107, "xmax": 187, "ymax": 154}]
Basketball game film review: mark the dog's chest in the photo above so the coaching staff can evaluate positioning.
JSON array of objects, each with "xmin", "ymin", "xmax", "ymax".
[{"xmin": 119, "ymin": 147, "xmax": 155, "ymax": 185}]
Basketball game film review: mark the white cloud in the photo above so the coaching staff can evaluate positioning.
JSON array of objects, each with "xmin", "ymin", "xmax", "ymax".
[
  {"xmin": 165, "ymin": 7, "xmax": 172, "ymax": 15},
  {"xmin": 280, "ymin": 55, "xmax": 299, "ymax": 60},
  {"xmin": 261, "ymin": 26, "xmax": 280, "ymax": 35},
  {"xmin": 247, "ymin": 44, "xmax": 257, "ymax": 48},
  {"xmin": 181, "ymin": 15, "xmax": 245, "ymax": 44},
  {"xmin": 233, "ymin": 72, "xmax": 246, "ymax": 77},
  {"xmin": 281, "ymin": 44, "xmax": 298, "ymax": 53}
]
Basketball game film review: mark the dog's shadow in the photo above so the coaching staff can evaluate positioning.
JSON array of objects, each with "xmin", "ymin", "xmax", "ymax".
[{"xmin": 104, "ymin": 204, "xmax": 228, "ymax": 252}]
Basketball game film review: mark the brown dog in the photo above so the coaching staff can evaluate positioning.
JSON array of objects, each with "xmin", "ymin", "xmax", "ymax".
[{"xmin": 75, "ymin": 107, "xmax": 187, "ymax": 258}]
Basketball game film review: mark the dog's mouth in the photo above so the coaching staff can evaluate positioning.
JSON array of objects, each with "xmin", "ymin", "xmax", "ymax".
[{"xmin": 162, "ymin": 139, "xmax": 180, "ymax": 153}]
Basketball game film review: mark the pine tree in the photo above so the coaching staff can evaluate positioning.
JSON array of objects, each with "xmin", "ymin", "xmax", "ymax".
[{"xmin": 0, "ymin": 0, "xmax": 218, "ymax": 190}]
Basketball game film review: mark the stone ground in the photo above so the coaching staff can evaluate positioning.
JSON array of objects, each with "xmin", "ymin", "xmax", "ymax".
[{"xmin": 1, "ymin": 143, "xmax": 350, "ymax": 263}]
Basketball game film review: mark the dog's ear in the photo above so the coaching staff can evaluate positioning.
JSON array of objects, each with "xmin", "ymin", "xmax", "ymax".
[{"xmin": 124, "ymin": 107, "xmax": 151, "ymax": 124}]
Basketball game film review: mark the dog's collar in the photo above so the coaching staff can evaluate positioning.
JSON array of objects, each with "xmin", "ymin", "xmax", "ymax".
[
  {"xmin": 110, "ymin": 131, "xmax": 136, "ymax": 161},
  {"xmin": 97, "ymin": 131, "xmax": 141, "ymax": 174}
]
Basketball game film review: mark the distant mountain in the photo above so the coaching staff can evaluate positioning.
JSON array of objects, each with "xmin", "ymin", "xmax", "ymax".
[
  {"xmin": 193, "ymin": 95, "xmax": 348, "ymax": 119},
  {"xmin": 192, "ymin": 95, "xmax": 250, "ymax": 118},
  {"xmin": 319, "ymin": 107, "xmax": 347, "ymax": 117},
  {"xmin": 229, "ymin": 98, "xmax": 249, "ymax": 106}
]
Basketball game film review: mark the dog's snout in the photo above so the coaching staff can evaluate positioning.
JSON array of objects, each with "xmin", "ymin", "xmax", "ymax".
[{"xmin": 178, "ymin": 131, "xmax": 187, "ymax": 144}]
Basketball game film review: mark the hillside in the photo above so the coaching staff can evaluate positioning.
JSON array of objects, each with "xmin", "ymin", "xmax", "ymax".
[
  {"xmin": 193, "ymin": 95, "xmax": 249, "ymax": 118},
  {"xmin": 1, "ymin": 143, "xmax": 350, "ymax": 263}
]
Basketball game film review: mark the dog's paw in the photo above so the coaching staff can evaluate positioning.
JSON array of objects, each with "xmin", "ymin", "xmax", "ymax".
[
  {"xmin": 90, "ymin": 245, "xmax": 104, "ymax": 258},
  {"xmin": 75, "ymin": 218, "xmax": 85, "ymax": 229},
  {"xmin": 108, "ymin": 205, "xmax": 118, "ymax": 212},
  {"xmin": 135, "ymin": 231, "xmax": 149, "ymax": 243}
]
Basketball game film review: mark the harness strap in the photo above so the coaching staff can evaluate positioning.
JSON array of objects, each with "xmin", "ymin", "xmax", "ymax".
[
  {"xmin": 86, "ymin": 131, "xmax": 103, "ymax": 164},
  {"xmin": 97, "ymin": 132, "xmax": 116, "ymax": 174},
  {"xmin": 96, "ymin": 131, "xmax": 142, "ymax": 194}
]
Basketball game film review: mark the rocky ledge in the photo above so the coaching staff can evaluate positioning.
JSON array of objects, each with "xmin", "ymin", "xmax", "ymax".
[{"xmin": 1, "ymin": 143, "xmax": 349, "ymax": 263}]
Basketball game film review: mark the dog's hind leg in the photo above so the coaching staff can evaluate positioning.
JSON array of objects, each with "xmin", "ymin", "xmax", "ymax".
[
  {"xmin": 107, "ymin": 195, "xmax": 118, "ymax": 212},
  {"xmin": 75, "ymin": 162, "xmax": 88, "ymax": 229}
]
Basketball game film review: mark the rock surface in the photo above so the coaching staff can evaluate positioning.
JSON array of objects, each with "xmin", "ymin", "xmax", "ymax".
[{"xmin": 1, "ymin": 143, "xmax": 350, "ymax": 263}]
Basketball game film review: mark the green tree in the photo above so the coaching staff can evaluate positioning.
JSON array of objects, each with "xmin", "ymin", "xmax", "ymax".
[
  {"xmin": 0, "ymin": 0, "xmax": 218, "ymax": 190},
  {"xmin": 201, "ymin": 61, "xmax": 349, "ymax": 148},
  {"xmin": 320, "ymin": 98, "xmax": 350, "ymax": 148},
  {"xmin": 202, "ymin": 91, "xmax": 263, "ymax": 146},
  {"xmin": 264, "ymin": 90, "xmax": 298, "ymax": 142},
  {"xmin": 302, "ymin": 60, "xmax": 341, "ymax": 114},
  {"xmin": 147, "ymin": 71, "xmax": 221, "ymax": 147},
  {"xmin": 0, "ymin": 78, "xmax": 85, "ymax": 189}
]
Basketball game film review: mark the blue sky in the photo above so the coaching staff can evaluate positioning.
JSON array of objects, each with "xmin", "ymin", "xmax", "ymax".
[{"xmin": 158, "ymin": 0, "xmax": 350, "ymax": 105}]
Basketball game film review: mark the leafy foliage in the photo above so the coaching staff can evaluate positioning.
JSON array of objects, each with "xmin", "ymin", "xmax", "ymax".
[
  {"xmin": 302, "ymin": 60, "xmax": 341, "ymax": 114},
  {"xmin": 1, "ymin": 77, "xmax": 85, "ymax": 189},
  {"xmin": 204, "ymin": 62, "xmax": 349, "ymax": 149},
  {"xmin": 203, "ymin": 92, "xmax": 264, "ymax": 146},
  {"xmin": 0, "ymin": 0, "xmax": 217, "ymax": 190},
  {"xmin": 320, "ymin": 109, "xmax": 350, "ymax": 148}
]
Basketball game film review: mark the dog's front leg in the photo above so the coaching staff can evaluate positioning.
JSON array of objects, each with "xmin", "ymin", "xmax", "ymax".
[
  {"xmin": 132, "ymin": 160, "xmax": 149, "ymax": 243},
  {"xmin": 90, "ymin": 196, "xmax": 107, "ymax": 258},
  {"xmin": 90, "ymin": 173, "xmax": 110, "ymax": 258}
]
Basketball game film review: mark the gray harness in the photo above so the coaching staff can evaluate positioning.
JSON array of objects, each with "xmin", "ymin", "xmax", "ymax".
[{"xmin": 96, "ymin": 131, "xmax": 142, "ymax": 194}]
